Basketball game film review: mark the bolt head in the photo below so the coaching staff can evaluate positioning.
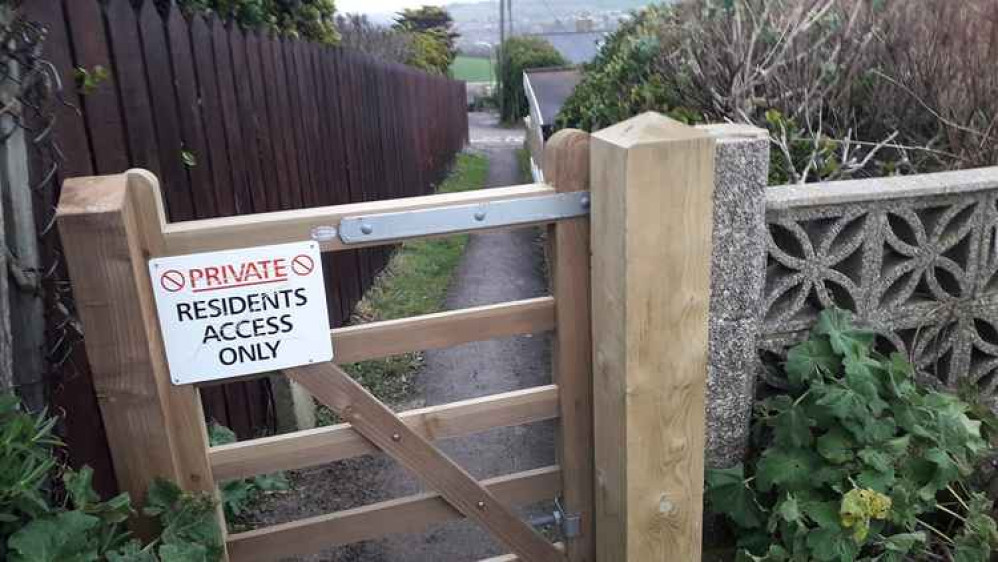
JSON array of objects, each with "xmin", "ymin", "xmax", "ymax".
[
  {"xmin": 474, "ymin": 211, "xmax": 486, "ymax": 221},
  {"xmin": 391, "ymin": 433, "xmax": 401, "ymax": 442},
  {"xmin": 476, "ymin": 500, "xmax": 486, "ymax": 510},
  {"xmin": 580, "ymin": 195, "xmax": 591, "ymax": 209},
  {"xmin": 360, "ymin": 224, "xmax": 374, "ymax": 235}
]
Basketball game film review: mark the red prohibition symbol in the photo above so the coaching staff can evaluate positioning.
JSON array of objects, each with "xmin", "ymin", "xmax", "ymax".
[
  {"xmin": 160, "ymin": 269, "xmax": 186, "ymax": 292},
  {"xmin": 291, "ymin": 254, "xmax": 315, "ymax": 276}
]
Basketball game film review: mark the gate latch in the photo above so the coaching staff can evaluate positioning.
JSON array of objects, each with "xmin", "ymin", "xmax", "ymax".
[{"xmin": 529, "ymin": 497, "xmax": 581, "ymax": 538}]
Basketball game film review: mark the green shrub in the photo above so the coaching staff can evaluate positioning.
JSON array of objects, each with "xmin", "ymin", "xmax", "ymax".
[
  {"xmin": 207, "ymin": 423, "xmax": 288, "ymax": 525},
  {"xmin": 406, "ymin": 30, "xmax": 454, "ymax": 75},
  {"xmin": 0, "ymin": 394, "xmax": 223, "ymax": 561},
  {"xmin": 176, "ymin": 0, "xmax": 340, "ymax": 44},
  {"xmin": 498, "ymin": 36, "xmax": 567, "ymax": 123},
  {"xmin": 394, "ymin": 6, "xmax": 458, "ymax": 75},
  {"xmin": 706, "ymin": 309, "xmax": 998, "ymax": 561},
  {"xmin": 557, "ymin": 0, "xmax": 998, "ymax": 184}
]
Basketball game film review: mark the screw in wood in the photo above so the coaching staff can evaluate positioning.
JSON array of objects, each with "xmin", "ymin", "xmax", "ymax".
[
  {"xmin": 391, "ymin": 433, "xmax": 401, "ymax": 442},
  {"xmin": 476, "ymin": 500, "xmax": 486, "ymax": 510}
]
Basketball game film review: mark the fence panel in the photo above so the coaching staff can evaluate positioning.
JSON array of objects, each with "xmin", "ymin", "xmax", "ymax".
[{"xmin": 28, "ymin": 0, "xmax": 467, "ymax": 494}]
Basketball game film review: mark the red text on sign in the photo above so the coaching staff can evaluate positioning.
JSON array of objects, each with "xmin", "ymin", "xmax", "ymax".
[{"xmin": 188, "ymin": 259, "xmax": 290, "ymax": 292}]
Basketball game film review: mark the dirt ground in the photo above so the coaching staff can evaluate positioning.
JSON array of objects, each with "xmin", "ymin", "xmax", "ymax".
[{"xmin": 240, "ymin": 114, "xmax": 556, "ymax": 561}]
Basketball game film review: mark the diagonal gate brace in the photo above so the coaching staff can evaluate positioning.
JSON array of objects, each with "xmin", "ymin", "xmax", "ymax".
[{"xmin": 286, "ymin": 362, "xmax": 565, "ymax": 562}]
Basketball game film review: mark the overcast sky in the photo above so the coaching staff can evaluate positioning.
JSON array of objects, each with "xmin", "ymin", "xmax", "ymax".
[{"xmin": 336, "ymin": 0, "xmax": 447, "ymax": 17}]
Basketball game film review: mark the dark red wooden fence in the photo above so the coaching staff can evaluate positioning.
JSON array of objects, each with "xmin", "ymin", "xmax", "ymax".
[{"xmin": 26, "ymin": 0, "xmax": 467, "ymax": 494}]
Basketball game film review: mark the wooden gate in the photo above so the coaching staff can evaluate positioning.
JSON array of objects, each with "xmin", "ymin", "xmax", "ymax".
[{"xmin": 55, "ymin": 113, "xmax": 716, "ymax": 561}]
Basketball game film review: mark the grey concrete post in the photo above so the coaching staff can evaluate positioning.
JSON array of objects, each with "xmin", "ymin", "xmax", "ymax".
[{"xmin": 697, "ymin": 124, "xmax": 770, "ymax": 468}]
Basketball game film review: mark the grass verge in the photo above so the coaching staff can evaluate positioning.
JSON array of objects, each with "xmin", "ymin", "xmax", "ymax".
[
  {"xmin": 450, "ymin": 55, "xmax": 494, "ymax": 82},
  {"xmin": 316, "ymin": 153, "xmax": 489, "ymax": 424}
]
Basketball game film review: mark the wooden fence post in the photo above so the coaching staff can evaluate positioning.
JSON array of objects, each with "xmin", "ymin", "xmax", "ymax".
[
  {"xmin": 56, "ymin": 170, "xmax": 221, "ymax": 540},
  {"xmin": 545, "ymin": 130, "xmax": 595, "ymax": 562},
  {"xmin": 589, "ymin": 112, "xmax": 716, "ymax": 561}
]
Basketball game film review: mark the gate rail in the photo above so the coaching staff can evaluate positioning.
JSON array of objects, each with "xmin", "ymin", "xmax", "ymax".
[{"xmin": 56, "ymin": 113, "xmax": 716, "ymax": 561}]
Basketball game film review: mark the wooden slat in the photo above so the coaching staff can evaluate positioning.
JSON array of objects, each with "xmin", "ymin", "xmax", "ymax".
[
  {"xmin": 104, "ymin": 0, "xmax": 161, "ymax": 179},
  {"xmin": 190, "ymin": 15, "xmax": 235, "ymax": 217},
  {"xmin": 212, "ymin": 20, "xmax": 251, "ymax": 215},
  {"xmin": 545, "ymin": 130, "xmax": 596, "ymax": 562},
  {"xmin": 286, "ymin": 363, "xmax": 564, "ymax": 562},
  {"xmin": 332, "ymin": 296, "xmax": 555, "ymax": 364},
  {"xmin": 226, "ymin": 465, "xmax": 561, "ymax": 561},
  {"xmin": 161, "ymin": 183, "xmax": 554, "ymax": 255},
  {"xmin": 165, "ymin": 4, "xmax": 215, "ymax": 219},
  {"xmin": 211, "ymin": 384, "xmax": 559, "ymax": 481},
  {"xmin": 138, "ymin": 0, "xmax": 194, "ymax": 221}
]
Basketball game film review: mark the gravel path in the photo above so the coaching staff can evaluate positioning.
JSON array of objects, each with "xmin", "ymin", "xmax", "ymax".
[
  {"xmin": 247, "ymin": 113, "xmax": 554, "ymax": 561},
  {"xmin": 373, "ymin": 130, "xmax": 555, "ymax": 561}
]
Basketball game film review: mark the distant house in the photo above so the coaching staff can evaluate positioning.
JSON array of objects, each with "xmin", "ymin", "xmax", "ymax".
[
  {"xmin": 522, "ymin": 67, "xmax": 583, "ymax": 182},
  {"xmin": 527, "ymin": 30, "xmax": 607, "ymax": 65}
]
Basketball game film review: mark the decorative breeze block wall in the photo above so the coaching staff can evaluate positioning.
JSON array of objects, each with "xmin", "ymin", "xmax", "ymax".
[{"xmin": 760, "ymin": 169, "xmax": 998, "ymax": 402}]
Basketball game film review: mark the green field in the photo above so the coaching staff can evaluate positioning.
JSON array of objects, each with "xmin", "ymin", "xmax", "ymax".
[{"xmin": 450, "ymin": 55, "xmax": 494, "ymax": 83}]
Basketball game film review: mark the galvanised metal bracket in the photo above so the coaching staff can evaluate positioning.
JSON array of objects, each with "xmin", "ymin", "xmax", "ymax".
[
  {"xmin": 527, "ymin": 497, "xmax": 581, "ymax": 539},
  {"xmin": 335, "ymin": 191, "xmax": 590, "ymax": 245}
]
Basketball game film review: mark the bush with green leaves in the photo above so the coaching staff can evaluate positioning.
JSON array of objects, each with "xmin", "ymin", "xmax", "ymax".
[
  {"xmin": 707, "ymin": 309, "xmax": 998, "ymax": 561},
  {"xmin": 393, "ymin": 6, "xmax": 458, "ymax": 74},
  {"xmin": 176, "ymin": 0, "xmax": 340, "ymax": 44},
  {"xmin": 497, "ymin": 36, "xmax": 567, "ymax": 123},
  {"xmin": 0, "ymin": 394, "xmax": 223, "ymax": 561},
  {"xmin": 207, "ymin": 423, "xmax": 287, "ymax": 525},
  {"xmin": 557, "ymin": 0, "xmax": 998, "ymax": 185}
]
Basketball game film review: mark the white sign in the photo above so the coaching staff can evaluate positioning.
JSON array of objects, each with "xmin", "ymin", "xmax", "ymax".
[{"xmin": 149, "ymin": 242, "xmax": 333, "ymax": 385}]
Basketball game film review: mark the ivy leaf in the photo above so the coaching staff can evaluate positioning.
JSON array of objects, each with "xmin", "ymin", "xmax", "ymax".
[
  {"xmin": 805, "ymin": 527, "xmax": 859, "ymax": 562},
  {"xmin": 776, "ymin": 494, "xmax": 802, "ymax": 524},
  {"xmin": 912, "ymin": 448, "xmax": 960, "ymax": 500},
  {"xmin": 881, "ymin": 531, "xmax": 926, "ymax": 555},
  {"xmin": 756, "ymin": 449, "xmax": 820, "ymax": 492},
  {"xmin": 772, "ymin": 403, "xmax": 813, "ymax": 449},
  {"xmin": 815, "ymin": 308, "xmax": 873, "ymax": 359},
  {"xmin": 8, "ymin": 510, "xmax": 101, "ymax": 562},
  {"xmin": 817, "ymin": 428, "xmax": 854, "ymax": 464},
  {"xmin": 802, "ymin": 500, "xmax": 841, "ymax": 529},
  {"xmin": 143, "ymin": 479, "xmax": 181, "ymax": 517},
  {"xmin": 63, "ymin": 467, "xmax": 101, "ymax": 510},
  {"xmin": 706, "ymin": 465, "xmax": 764, "ymax": 529},
  {"xmin": 857, "ymin": 467, "xmax": 895, "ymax": 492},
  {"xmin": 158, "ymin": 542, "xmax": 210, "ymax": 562},
  {"xmin": 106, "ymin": 541, "xmax": 156, "ymax": 562},
  {"xmin": 858, "ymin": 449, "xmax": 893, "ymax": 473},
  {"xmin": 883, "ymin": 435, "xmax": 911, "ymax": 456},
  {"xmin": 816, "ymin": 386, "xmax": 868, "ymax": 420},
  {"xmin": 844, "ymin": 356, "xmax": 889, "ymax": 414},
  {"xmin": 785, "ymin": 338, "xmax": 837, "ymax": 387}
]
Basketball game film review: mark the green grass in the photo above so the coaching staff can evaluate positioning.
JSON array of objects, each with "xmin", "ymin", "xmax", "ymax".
[
  {"xmin": 316, "ymin": 154, "xmax": 489, "ymax": 423},
  {"xmin": 450, "ymin": 55, "xmax": 494, "ymax": 83}
]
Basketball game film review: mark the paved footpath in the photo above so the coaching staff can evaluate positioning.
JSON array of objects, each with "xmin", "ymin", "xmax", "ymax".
[{"xmin": 373, "ymin": 113, "xmax": 556, "ymax": 560}]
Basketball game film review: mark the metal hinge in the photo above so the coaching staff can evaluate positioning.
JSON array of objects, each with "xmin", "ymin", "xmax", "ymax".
[
  {"xmin": 528, "ymin": 497, "xmax": 581, "ymax": 539},
  {"xmin": 335, "ymin": 191, "xmax": 590, "ymax": 245}
]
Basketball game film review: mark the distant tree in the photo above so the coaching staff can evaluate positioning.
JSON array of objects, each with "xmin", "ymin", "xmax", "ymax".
[
  {"xmin": 393, "ymin": 5, "xmax": 458, "ymax": 72},
  {"xmin": 498, "ymin": 36, "xmax": 566, "ymax": 123},
  {"xmin": 175, "ymin": 0, "xmax": 340, "ymax": 44},
  {"xmin": 393, "ymin": 5, "xmax": 455, "ymax": 35},
  {"xmin": 336, "ymin": 13, "xmax": 413, "ymax": 64}
]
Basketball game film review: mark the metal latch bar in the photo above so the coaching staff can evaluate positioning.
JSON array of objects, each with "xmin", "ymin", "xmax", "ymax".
[{"xmin": 337, "ymin": 191, "xmax": 590, "ymax": 245}]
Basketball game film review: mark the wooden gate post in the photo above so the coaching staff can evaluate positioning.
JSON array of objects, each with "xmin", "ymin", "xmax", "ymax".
[
  {"xmin": 56, "ymin": 170, "xmax": 220, "ymax": 537},
  {"xmin": 589, "ymin": 113, "xmax": 716, "ymax": 561},
  {"xmin": 545, "ymin": 129, "xmax": 595, "ymax": 562}
]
